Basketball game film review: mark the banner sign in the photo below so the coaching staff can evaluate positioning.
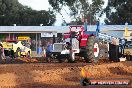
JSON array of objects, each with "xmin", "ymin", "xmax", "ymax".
[{"xmin": 41, "ymin": 32, "xmax": 57, "ymax": 37}]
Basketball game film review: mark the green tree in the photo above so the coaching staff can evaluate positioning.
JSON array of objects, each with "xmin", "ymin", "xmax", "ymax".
[
  {"xmin": 48, "ymin": 0, "xmax": 104, "ymax": 25},
  {"xmin": 0, "ymin": 0, "xmax": 56, "ymax": 26},
  {"xmin": 18, "ymin": 7, "xmax": 56, "ymax": 26},
  {"xmin": 0, "ymin": 0, "xmax": 23, "ymax": 15},
  {"xmin": 105, "ymin": 0, "xmax": 132, "ymax": 24},
  {"xmin": 0, "ymin": 0, "xmax": 22, "ymax": 25}
]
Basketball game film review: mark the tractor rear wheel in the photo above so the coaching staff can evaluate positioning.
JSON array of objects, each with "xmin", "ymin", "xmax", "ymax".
[{"xmin": 86, "ymin": 36, "xmax": 100, "ymax": 63}]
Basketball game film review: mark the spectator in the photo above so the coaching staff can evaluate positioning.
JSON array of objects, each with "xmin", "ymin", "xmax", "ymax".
[
  {"xmin": 0, "ymin": 44, "xmax": 4, "ymax": 63},
  {"xmin": 2, "ymin": 45, "xmax": 5, "ymax": 59},
  {"xmin": 43, "ymin": 47, "xmax": 46, "ymax": 58},
  {"xmin": 46, "ymin": 41, "xmax": 53, "ymax": 62},
  {"xmin": 120, "ymin": 39, "xmax": 126, "ymax": 54},
  {"xmin": 46, "ymin": 41, "xmax": 53, "ymax": 55},
  {"xmin": 10, "ymin": 48, "xmax": 15, "ymax": 62},
  {"xmin": 0, "ymin": 44, "xmax": 2, "ymax": 63}
]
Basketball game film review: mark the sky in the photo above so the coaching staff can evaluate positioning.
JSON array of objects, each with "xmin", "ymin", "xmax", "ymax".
[{"xmin": 18, "ymin": 0, "xmax": 108, "ymax": 26}]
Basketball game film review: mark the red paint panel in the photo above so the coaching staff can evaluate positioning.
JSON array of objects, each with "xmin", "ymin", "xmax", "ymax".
[{"xmin": 94, "ymin": 48, "xmax": 97, "ymax": 52}]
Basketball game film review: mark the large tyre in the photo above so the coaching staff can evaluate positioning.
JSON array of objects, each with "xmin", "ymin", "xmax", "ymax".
[
  {"xmin": 56, "ymin": 54, "xmax": 62, "ymax": 63},
  {"xmin": 46, "ymin": 52, "xmax": 53, "ymax": 63},
  {"xmin": 26, "ymin": 51, "xmax": 31, "ymax": 58},
  {"xmin": 67, "ymin": 54, "xmax": 75, "ymax": 63},
  {"xmin": 46, "ymin": 56, "xmax": 51, "ymax": 63},
  {"xmin": 86, "ymin": 36, "xmax": 100, "ymax": 63},
  {"xmin": 15, "ymin": 48, "xmax": 21, "ymax": 57}
]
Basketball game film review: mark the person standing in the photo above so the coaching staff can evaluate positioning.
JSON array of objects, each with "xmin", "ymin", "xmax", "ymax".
[
  {"xmin": 0, "ymin": 45, "xmax": 2, "ymax": 63},
  {"xmin": 120, "ymin": 38, "xmax": 126, "ymax": 55},
  {"xmin": 0, "ymin": 44, "xmax": 4, "ymax": 63},
  {"xmin": 43, "ymin": 46, "xmax": 46, "ymax": 58},
  {"xmin": 46, "ymin": 41, "xmax": 53, "ymax": 55},
  {"xmin": 10, "ymin": 48, "xmax": 15, "ymax": 62},
  {"xmin": 46, "ymin": 41, "xmax": 53, "ymax": 62}
]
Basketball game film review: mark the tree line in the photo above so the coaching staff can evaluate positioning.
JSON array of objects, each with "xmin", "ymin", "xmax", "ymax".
[
  {"xmin": 0, "ymin": 0, "xmax": 131, "ymax": 25},
  {"xmin": 48, "ymin": 0, "xmax": 132, "ymax": 25},
  {"xmin": 0, "ymin": 0, "xmax": 56, "ymax": 26}
]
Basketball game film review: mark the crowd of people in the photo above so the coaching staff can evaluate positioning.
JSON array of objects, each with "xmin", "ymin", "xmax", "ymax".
[{"xmin": 42, "ymin": 40, "xmax": 53, "ymax": 62}]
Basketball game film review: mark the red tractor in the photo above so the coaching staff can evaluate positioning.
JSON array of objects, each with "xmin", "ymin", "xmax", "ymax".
[{"xmin": 47, "ymin": 23, "xmax": 100, "ymax": 63}]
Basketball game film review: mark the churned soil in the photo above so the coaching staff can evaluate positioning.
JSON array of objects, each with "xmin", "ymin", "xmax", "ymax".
[{"xmin": 0, "ymin": 61, "xmax": 131, "ymax": 88}]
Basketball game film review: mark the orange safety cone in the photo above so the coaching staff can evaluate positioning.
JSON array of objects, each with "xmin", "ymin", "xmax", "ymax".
[
  {"xmin": 80, "ymin": 67, "xmax": 91, "ymax": 86},
  {"xmin": 81, "ymin": 67, "xmax": 90, "ymax": 78}
]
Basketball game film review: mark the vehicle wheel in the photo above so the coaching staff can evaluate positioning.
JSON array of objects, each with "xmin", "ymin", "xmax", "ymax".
[
  {"xmin": 68, "ymin": 59, "xmax": 75, "ymax": 63},
  {"xmin": 27, "ymin": 51, "xmax": 31, "ymax": 58},
  {"xmin": 46, "ymin": 57, "xmax": 51, "ymax": 63},
  {"xmin": 55, "ymin": 54, "xmax": 62, "ymax": 63},
  {"xmin": 15, "ymin": 48, "xmax": 21, "ymax": 57},
  {"xmin": 86, "ymin": 36, "xmax": 100, "ymax": 63},
  {"xmin": 67, "ymin": 54, "xmax": 75, "ymax": 63},
  {"xmin": 46, "ymin": 53, "xmax": 52, "ymax": 63},
  {"xmin": 126, "ymin": 55, "xmax": 131, "ymax": 61}
]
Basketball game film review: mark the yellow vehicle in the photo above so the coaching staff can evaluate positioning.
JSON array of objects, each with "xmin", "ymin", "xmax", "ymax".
[
  {"xmin": 124, "ymin": 23, "xmax": 132, "ymax": 41},
  {"xmin": 123, "ymin": 23, "xmax": 132, "ymax": 60},
  {"xmin": 17, "ymin": 36, "xmax": 31, "ymax": 48},
  {"xmin": 80, "ymin": 67, "xmax": 91, "ymax": 86},
  {"xmin": 1, "ymin": 41, "xmax": 31, "ymax": 57}
]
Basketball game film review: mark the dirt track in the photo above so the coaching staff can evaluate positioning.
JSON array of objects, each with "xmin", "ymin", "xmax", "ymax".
[{"xmin": 0, "ymin": 61, "xmax": 132, "ymax": 88}]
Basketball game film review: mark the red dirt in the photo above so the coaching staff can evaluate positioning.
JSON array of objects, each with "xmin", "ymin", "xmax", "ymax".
[{"xmin": 0, "ymin": 61, "xmax": 131, "ymax": 88}]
